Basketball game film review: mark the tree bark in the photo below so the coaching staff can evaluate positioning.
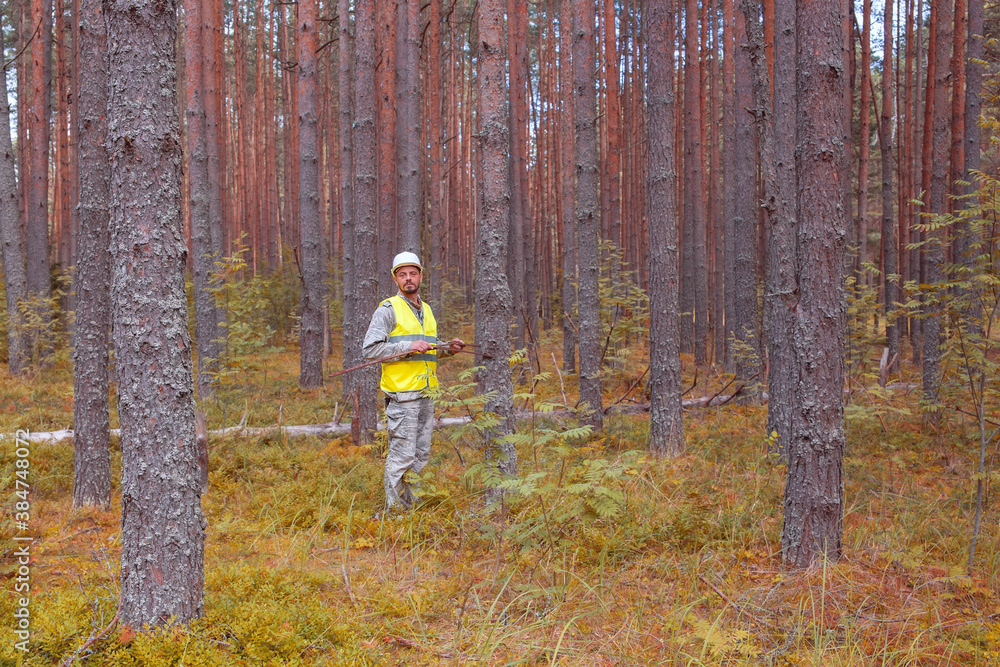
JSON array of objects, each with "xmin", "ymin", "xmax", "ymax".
[
  {"xmin": 507, "ymin": 0, "xmax": 533, "ymax": 349},
  {"xmin": 855, "ymin": 0, "xmax": 871, "ymax": 279},
  {"xmin": 741, "ymin": 0, "xmax": 796, "ymax": 449},
  {"xmin": 427, "ymin": 0, "xmax": 443, "ymax": 305},
  {"xmin": 396, "ymin": 0, "xmax": 420, "ymax": 252},
  {"xmin": 105, "ymin": 0, "xmax": 205, "ymax": 627},
  {"xmin": 72, "ymin": 0, "xmax": 112, "ymax": 508},
  {"xmin": 722, "ymin": 0, "xmax": 735, "ymax": 368},
  {"xmin": 781, "ymin": 0, "xmax": 847, "ymax": 568},
  {"xmin": 960, "ymin": 0, "xmax": 982, "ymax": 314},
  {"xmin": 964, "ymin": 0, "xmax": 982, "ymax": 201},
  {"xmin": 297, "ymin": 0, "xmax": 327, "ymax": 388},
  {"xmin": 923, "ymin": 0, "xmax": 952, "ymax": 424},
  {"xmin": 475, "ymin": 0, "xmax": 516, "ymax": 477},
  {"xmin": 25, "ymin": 0, "xmax": 53, "ymax": 308},
  {"xmin": 559, "ymin": 0, "xmax": 576, "ymax": 373},
  {"xmin": 353, "ymin": 0, "xmax": 380, "ymax": 444},
  {"xmin": 731, "ymin": 5, "xmax": 760, "ymax": 382},
  {"xmin": 376, "ymin": 0, "xmax": 396, "ymax": 293},
  {"xmin": 647, "ymin": 0, "xmax": 684, "ymax": 456},
  {"xmin": 339, "ymin": 0, "xmax": 357, "ymax": 404},
  {"xmin": 185, "ymin": 0, "xmax": 222, "ymax": 397},
  {"xmin": 881, "ymin": 0, "xmax": 899, "ymax": 377},
  {"xmin": 710, "ymin": 2, "xmax": 724, "ymax": 365},
  {"xmin": 683, "ymin": 0, "xmax": 706, "ymax": 365},
  {"xmin": 0, "ymin": 13, "xmax": 28, "ymax": 375},
  {"xmin": 574, "ymin": 0, "xmax": 603, "ymax": 428}
]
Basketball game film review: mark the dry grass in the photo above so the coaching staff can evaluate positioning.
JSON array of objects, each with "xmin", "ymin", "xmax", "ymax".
[{"xmin": 1, "ymin": 337, "xmax": 998, "ymax": 665}]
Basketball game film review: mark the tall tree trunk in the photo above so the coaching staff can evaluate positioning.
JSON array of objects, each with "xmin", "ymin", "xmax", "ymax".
[
  {"xmin": 475, "ymin": 0, "xmax": 516, "ymax": 478},
  {"xmin": 710, "ymin": 0, "xmax": 724, "ymax": 365},
  {"xmin": 0, "ymin": 18, "xmax": 28, "ymax": 375},
  {"xmin": 297, "ymin": 0, "xmax": 327, "ymax": 388},
  {"xmin": 647, "ymin": 0, "xmax": 684, "ymax": 455},
  {"xmin": 922, "ymin": 0, "xmax": 952, "ymax": 425},
  {"xmin": 507, "ymin": 0, "xmax": 528, "ymax": 351},
  {"xmin": 559, "ymin": 0, "xmax": 576, "ymax": 373},
  {"xmin": 105, "ymin": 0, "xmax": 205, "ymax": 627},
  {"xmin": 396, "ymin": 0, "xmax": 420, "ymax": 251},
  {"xmin": 427, "ymin": 0, "xmax": 443, "ymax": 305},
  {"xmin": 376, "ymin": 0, "xmax": 396, "ymax": 293},
  {"xmin": 781, "ymin": 0, "xmax": 847, "ymax": 568},
  {"xmin": 684, "ymin": 0, "xmax": 706, "ymax": 365},
  {"xmin": 902, "ymin": 0, "xmax": 915, "ymax": 351},
  {"xmin": 950, "ymin": 0, "xmax": 969, "ymax": 272},
  {"xmin": 962, "ymin": 0, "xmax": 982, "ymax": 280},
  {"xmin": 722, "ymin": 0, "xmax": 735, "ymax": 369},
  {"xmin": 915, "ymin": 0, "xmax": 932, "ymax": 366},
  {"xmin": 749, "ymin": 0, "xmax": 797, "ymax": 448},
  {"xmin": 882, "ymin": 0, "xmax": 899, "ymax": 377},
  {"xmin": 186, "ymin": 0, "xmax": 219, "ymax": 396},
  {"xmin": 55, "ymin": 2, "xmax": 71, "ymax": 284},
  {"xmin": 339, "ymin": 0, "xmax": 357, "ymax": 403},
  {"xmin": 574, "ymin": 0, "xmax": 603, "ymax": 428},
  {"xmin": 73, "ymin": 0, "xmax": 111, "ymax": 508},
  {"xmin": 731, "ymin": 5, "xmax": 760, "ymax": 383},
  {"xmin": 353, "ymin": 0, "xmax": 380, "ymax": 444},
  {"xmin": 950, "ymin": 0, "xmax": 966, "ymax": 204},
  {"xmin": 603, "ymin": 0, "xmax": 621, "ymax": 256},
  {"xmin": 964, "ymin": 0, "xmax": 983, "ymax": 193},
  {"xmin": 855, "ymin": 0, "xmax": 871, "ymax": 279},
  {"xmin": 26, "ymin": 0, "xmax": 53, "ymax": 309}
]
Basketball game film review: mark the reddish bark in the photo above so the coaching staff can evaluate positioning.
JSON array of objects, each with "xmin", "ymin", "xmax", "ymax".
[{"xmin": 647, "ymin": 0, "xmax": 684, "ymax": 455}]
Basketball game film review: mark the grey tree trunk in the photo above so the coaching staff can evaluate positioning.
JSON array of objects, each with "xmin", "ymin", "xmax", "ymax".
[
  {"xmin": 376, "ymin": 0, "xmax": 396, "ymax": 296},
  {"xmin": 353, "ymin": 0, "xmax": 380, "ymax": 444},
  {"xmin": 25, "ymin": 0, "xmax": 53, "ymax": 312},
  {"xmin": 105, "ymin": 0, "xmax": 205, "ymax": 626},
  {"xmin": 574, "ymin": 0, "xmax": 603, "ymax": 428},
  {"xmin": 0, "ymin": 22, "xmax": 28, "ymax": 375},
  {"xmin": 881, "ymin": 0, "xmax": 899, "ymax": 377},
  {"xmin": 475, "ymin": 0, "xmax": 516, "ymax": 478},
  {"xmin": 683, "ymin": 0, "xmax": 707, "ymax": 365},
  {"xmin": 923, "ymin": 0, "xmax": 952, "ymax": 424},
  {"xmin": 396, "ymin": 0, "xmax": 420, "ymax": 252},
  {"xmin": 185, "ymin": 0, "xmax": 221, "ymax": 397},
  {"xmin": 427, "ymin": 0, "xmax": 443, "ymax": 305},
  {"xmin": 722, "ymin": 0, "xmax": 735, "ymax": 369},
  {"xmin": 958, "ymin": 0, "xmax": 983, "ymax": 328},
  {"xmin": 761, "ymin": 0, "xmax": 797, "ymax": 447},
  {"xmin": 965, "ymin": 0, "xmax": 983, "ymax": 198},
  {"xmin": 507, "ymin": 0, "xmax": 532, "ymax": 355},
  {"xmin": 297, "ymin": 0, "xmax": 328, "ymax": 389},
  {"xmin": 72, "ymin": 0, "xmax": 111, "ymax": 508},
  {"xmin": 339, "ymin": 0, "xmax": 357, "ymax": 404},
  {"xmin": 730, "ymin": 6, "xmax": 760, "ymax": 385},
  {"xmin": 647, "ymin": 0, "xmax": 684, "ymax": 456},
  {"xmin": 781, "ymin": 0, "xmax": 847, "ymax": 568},
  {"xmin": 559, "ymin": 0, "xmax": 577, "ymax": 374}
]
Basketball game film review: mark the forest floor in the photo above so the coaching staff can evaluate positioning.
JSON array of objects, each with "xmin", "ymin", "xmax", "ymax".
[{"xmin": 1, "ymin": 331, "xmax": 999, "ymax": 666}]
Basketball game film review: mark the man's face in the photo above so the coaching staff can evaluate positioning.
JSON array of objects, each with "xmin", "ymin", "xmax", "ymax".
[{"xmin": 394, "ymin": 265, "xmax": 422, "ymax": 296}]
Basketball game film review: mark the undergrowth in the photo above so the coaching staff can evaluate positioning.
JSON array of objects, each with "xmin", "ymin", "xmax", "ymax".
[{"xmin": 0, "ymin": 334, "xmax": 998, "ymax": 665}]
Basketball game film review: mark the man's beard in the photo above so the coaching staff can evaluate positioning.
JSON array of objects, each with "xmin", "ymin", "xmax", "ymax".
[{"xmin": 401, "ymin": 283, "xmax": 418, "ymax": 294}]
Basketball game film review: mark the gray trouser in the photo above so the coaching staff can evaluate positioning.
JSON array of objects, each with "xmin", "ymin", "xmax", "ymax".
[{"xmin": 384, "ymin": 396, "xmax": 434, "ymax": 510}]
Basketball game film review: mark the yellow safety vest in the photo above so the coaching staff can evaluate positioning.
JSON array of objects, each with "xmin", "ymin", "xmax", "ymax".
[{"xmin": 380, "ymin": 294, "xmax": 439, "ymax": 393}]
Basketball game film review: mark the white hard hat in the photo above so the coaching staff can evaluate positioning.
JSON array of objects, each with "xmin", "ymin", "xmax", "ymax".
[{"xmin": 391, "ymin": 251, "xmax": 422, "ymax": 274}]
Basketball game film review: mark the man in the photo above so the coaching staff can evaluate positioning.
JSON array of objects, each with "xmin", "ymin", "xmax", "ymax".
[{"xmin": 363, "ymin": 252, "xmax": 465, "ymax": 512}]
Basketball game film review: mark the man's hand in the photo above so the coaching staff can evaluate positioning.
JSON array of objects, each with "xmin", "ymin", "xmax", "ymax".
[
  {"xmin": 410, "ymin": 340, "xmax": 433, "ymax": 354},
  {"xmin": 446, "ymin": 338, "xmax": 466, "ymax": 353}
]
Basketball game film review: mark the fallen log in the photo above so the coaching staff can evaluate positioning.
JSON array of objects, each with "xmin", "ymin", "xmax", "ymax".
[{"xmin": 10, "ymin": 382, "xmax": 924, "ymax": 445}]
